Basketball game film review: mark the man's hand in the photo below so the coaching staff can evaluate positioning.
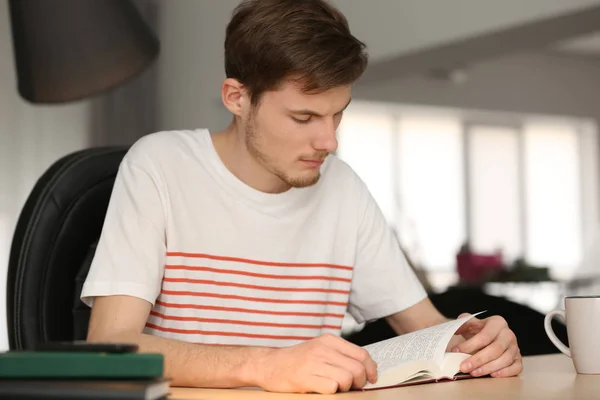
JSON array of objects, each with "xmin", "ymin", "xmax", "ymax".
[
  {"xmin": 253, "ymin": 333, "xmax": 378, "ymax": 394},
  {"xmin": 452, "ymin": 313, "xmax": 522, "ymax": 378}
]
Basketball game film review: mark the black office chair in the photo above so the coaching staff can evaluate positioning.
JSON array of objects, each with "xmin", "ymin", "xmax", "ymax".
[{"xmin": 6, "ymin": 147, "xmax": 128, "ymax": 350}]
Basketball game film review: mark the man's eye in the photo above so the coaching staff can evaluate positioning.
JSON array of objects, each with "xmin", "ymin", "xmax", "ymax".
[{"xmin": 292, "ymin": 116, "xmax": 311, "ymax": 124}]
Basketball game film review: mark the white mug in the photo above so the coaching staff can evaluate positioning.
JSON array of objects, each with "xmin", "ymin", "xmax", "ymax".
[{"xmin": 544, "ymin": 296, "xmax": 600, "ymax": 374}]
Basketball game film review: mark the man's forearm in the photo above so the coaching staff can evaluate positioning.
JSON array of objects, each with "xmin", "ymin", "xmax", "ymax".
[{"xmin": 90, "ymin": 331, "xmax": 271, "ymax": 388}]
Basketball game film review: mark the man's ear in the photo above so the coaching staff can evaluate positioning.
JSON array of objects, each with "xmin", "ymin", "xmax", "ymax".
[{"xmin": 221, "ymin": 78, "xmax": 248, "ymax": 117}]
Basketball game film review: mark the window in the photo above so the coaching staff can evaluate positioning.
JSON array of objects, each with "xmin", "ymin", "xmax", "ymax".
[
  {"xmin": 396, "ymin": 115, "xmax": 465, "ymax": 270},
  {"xmin": 337, "ymin": 101, "xmax": 597, "ymax": 283},
  {"xmin": 338, "ymin": 112, "xmax": 395, "ymax": 223},
  {"xmin": 523, "ymin": 122, "xmax": 582, "ymax": 272},
  {"xmin": 467, "ymin": 125, "xmax": 522, "ymax": 261}
]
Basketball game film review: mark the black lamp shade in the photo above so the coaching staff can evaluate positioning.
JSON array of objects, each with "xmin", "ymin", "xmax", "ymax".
[{"xmin": 9, "ymin": 0, "xmax": 160, "ymax": 103}]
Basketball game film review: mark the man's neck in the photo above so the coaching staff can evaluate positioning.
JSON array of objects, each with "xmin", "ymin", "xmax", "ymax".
[{"xmin": 211, "ymin": 122, "xmax": 290, "ymax": 194}]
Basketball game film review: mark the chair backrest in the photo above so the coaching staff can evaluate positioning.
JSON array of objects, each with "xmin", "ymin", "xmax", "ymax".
[{"xmin": 7, "ymin": 147, "xmax": 128, "ymax": 350}]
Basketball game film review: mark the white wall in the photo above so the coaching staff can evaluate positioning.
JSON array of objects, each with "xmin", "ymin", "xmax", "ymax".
[
  {"xmin": 156, "ymin": 0, "xmax": 238, "ymax": 133},
  {"xmin": 0, "ymin": 0, "xmax": 93, "ymax": 350}
]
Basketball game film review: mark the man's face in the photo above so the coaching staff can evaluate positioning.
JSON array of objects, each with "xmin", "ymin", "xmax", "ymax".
[{"xmin": 242, "ymin": 81, "xmax": 351, "ymax": 189}]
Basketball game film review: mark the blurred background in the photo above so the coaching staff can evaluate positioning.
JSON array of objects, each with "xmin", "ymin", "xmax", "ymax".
[{"xmin": 2, "ymin": 0, "xmax": 600, "ymax": 349}]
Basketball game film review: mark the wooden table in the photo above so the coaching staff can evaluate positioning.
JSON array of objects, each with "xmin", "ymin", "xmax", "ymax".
[{"xmin": 169, "ymin": 354, "xmax": 600, "ymax": 400}]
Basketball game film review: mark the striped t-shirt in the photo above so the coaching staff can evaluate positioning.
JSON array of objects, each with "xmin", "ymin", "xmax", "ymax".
[{"xmin": 81, "ymin": 129, "xmax": 426, "ymax": 348}]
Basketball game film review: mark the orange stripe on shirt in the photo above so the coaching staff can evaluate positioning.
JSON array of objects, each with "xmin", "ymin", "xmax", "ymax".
[
  {"xmin": 160, "ymin": 289, "xmax": 348, "ymax": 307},
  {"xmin": 155, "ymin": 299, "xmax": 345, "ymax": 318},
  {"xmin": 166, "ymin": 252, "xmax": 353, "ymax": 271},
  {"xmin": 145, "ymin": 323, "xmax": 314, "ymax": 341},
  {"xmin": 149, "ymin": 311, "xmax": 341, "ymax": 330},
  {"xmin": 165, "ymin": 265, "xmax": 352, "ymax": 283},
  {"xmin": 162, "ymin": 277, "xmax": 351, "ymax": 294}
]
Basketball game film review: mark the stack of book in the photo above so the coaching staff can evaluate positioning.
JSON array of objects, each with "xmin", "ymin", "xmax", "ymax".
[{"xmin": 0, "ymin": 347, "xmax": 169, "ymax": 399}]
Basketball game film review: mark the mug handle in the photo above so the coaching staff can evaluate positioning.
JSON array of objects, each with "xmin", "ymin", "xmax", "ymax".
[{"xmin": 544, "ymin": 310, "xmax": 571, "ymax": 357}]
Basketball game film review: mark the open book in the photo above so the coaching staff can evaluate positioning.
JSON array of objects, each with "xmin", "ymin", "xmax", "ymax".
[{"xmin": 362, "ymin": 312, "xmax": 485, "ymax": 390}]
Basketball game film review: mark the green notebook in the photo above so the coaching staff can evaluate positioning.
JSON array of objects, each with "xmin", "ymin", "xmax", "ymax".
[{"xmin": 0, "ymin": 351, "xmax": 164, "ymax": 379}]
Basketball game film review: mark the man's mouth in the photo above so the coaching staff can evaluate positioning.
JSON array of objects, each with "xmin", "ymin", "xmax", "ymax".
[{"xmin": 300, "ymin": 159, "xmax": 324, "ymax": 167}]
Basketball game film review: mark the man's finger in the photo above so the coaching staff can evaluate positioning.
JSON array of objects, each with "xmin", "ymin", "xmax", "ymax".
[
  {"xmin": 321, "ymin": 335, "xmax": 378, "ymax": 383},
  {"xmin": 490, "ymin": 356, "xmax": 523, "ymax": 378},
  {"xmin": 315, "ymin": 364, "xmax": 354, "ymax": 392},
  {"xmin": 306, "ymin": 375, "xmax": 339, "ymax": 394},
  {"xmin": 454, "ymin": 315, "xmax": 484, "ymax": 336},
  {"xmin": 323, "ymin": 347, "xmax": 368, "ymax": 388},
  {"xmin": 455, "ymin": 316, "xmax": 506, "ymax": 355},
  {"xmin": 460, "ymin": 328, "xmax": 515, "ymax": 372},
  {"xmin": 470, "ymin": 346, "xmax": 517, "ymax": 377}
]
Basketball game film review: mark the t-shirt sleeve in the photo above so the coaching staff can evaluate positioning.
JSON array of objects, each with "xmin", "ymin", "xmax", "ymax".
[
  {"xmin": 80, "ymin": 156, "xmax": 167, "ymax": 307},
  {"xmin": 347, "ymin": 179, "xmax": 427, "ymax": 324}
]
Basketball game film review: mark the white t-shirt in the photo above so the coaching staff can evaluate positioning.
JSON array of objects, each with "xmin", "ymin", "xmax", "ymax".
[{"xmin": 81, "ymin": 129, "xmax": 426, "ymax": 347}]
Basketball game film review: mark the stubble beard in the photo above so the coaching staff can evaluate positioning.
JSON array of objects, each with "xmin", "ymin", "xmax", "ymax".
[{"xmin": 244, "ymin": 116, "xmax": 322, "ymax": 189}]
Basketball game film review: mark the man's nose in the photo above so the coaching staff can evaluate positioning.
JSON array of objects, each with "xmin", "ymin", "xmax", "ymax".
[{"xmin": 314, "ymin": 120, "xmax": 338, "ymax": 153}]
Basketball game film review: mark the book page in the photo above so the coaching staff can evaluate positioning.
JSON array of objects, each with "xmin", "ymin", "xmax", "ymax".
[
  {"xmin": 363, "ymin": 312, "xmax": 483, "ymax": 370},
  {"xmin": 440, "ymin": 352, "xmax": 471, "ymax": 378},
  {"xmin": 362, "ymin": 358, "xmax": 438, "ymax": 389}
]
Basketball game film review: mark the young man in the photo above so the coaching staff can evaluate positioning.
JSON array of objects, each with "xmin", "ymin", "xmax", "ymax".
[{"xmin": 82, "ymin": 0, "xmax": 522, "ymax": 394}]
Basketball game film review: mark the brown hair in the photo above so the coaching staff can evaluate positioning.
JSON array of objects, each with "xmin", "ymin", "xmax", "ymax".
[{"xmin": 224, "ymin": 0, "xmax": 368, "ymax": 106}]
